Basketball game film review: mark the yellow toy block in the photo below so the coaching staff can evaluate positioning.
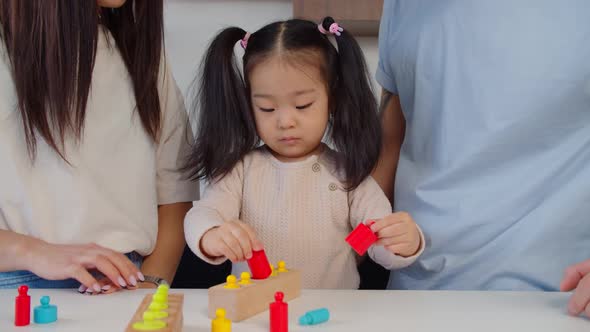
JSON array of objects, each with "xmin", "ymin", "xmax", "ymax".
[
  {"xmin": 239, "ymin": 272, "xmax": 252, "ymax": 285},
  {"xmin": 277, "ymin": 261, "xmax": 288, "ymax": 273},
  {"xmin": 224, "ymin": 275, "xmax": 240, "ymax": 289},
  {"xmin": 211, "ymin": 308, "xmax": 232, "ymax": 332}
]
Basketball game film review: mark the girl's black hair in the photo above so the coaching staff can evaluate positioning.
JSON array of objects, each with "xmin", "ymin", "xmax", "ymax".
[{"xmin": 186, "ymin": 17, "xmax": 381, "ymax": 191}]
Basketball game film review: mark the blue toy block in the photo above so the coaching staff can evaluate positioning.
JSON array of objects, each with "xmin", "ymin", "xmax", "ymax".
[
  {"xmin": 298, "ymin": 308, "xmax": 330, "ymax": 326},
  {"xmin": 34, "ymin": 296, "xmax": 57, "ymax": 324}
]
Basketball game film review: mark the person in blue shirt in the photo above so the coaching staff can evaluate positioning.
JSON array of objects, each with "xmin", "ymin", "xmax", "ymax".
[{"xmin": 373, "ymin": 0, "xmax": 589, "ymax": 308}]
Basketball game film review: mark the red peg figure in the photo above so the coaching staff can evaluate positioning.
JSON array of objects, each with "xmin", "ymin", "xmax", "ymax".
[
  {"xmin": 247, "ymin": 249, "xmax": 271, "ymax": 279},
  {"xmin": 14, "ymin": 285, "xmax": 31, "ymax": 326},
  {"xmin": 269, "ymin": 291, "xmax": 288, "ymax": 332}
]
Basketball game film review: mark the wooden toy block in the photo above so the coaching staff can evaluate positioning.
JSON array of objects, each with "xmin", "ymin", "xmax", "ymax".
[
  {"xmin": 125, "ymin": 293, "xmax": 184, "ymax": 332},
  {"xmin": 208, "ymin": 269, "xmax": 301, "ymax": 322}
]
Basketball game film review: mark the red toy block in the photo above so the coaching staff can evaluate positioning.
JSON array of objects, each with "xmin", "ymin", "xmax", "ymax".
[
  {"xmin": 269, "ymin": 291, "xmax": 288, "ymax": 332},
  {"xmin": 14, "ymin": 285, "xmax": 31, "ymax": 326},
  {"xmin": 247, "ymin": 249, "xmax": 271, "ymax": 279},
  {"xmin": 345, "ymin": 220, "xmax": 378, "ymax": 256}
]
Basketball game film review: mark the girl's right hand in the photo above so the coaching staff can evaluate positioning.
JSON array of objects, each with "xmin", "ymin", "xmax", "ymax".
[
  {"xmin": 26, "ymin": 240, "xmax": 143, "ymax": 294},
  {"xmin": 200, "ymin": 220, "xmax": 263, "ymax": 263}
]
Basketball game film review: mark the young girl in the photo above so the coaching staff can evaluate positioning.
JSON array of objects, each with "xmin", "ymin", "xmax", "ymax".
[
  {"xmin": 184, "ymin": 17, "xmax": 424, "ymax": 288},
  {"xmin": 0, "ymin": 0, "xmax": 197, "ymax": 293}
]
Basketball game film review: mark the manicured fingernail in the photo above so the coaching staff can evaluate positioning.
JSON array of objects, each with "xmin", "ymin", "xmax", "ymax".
[
  {"xmin": 102, "ymin": 285, "xmax": 111, "ymax": 291},
  {"xmin": 118, "ymin": 276, "xmax": 127, "ymax": 287},
  {"xmin": 137, "ymin": 272, "xmax": 145, "ymax": 282},
  {"xmin": 246, "ymin": 252, "xmax": 252, "ymax": 259},
  {"xmin": 93, "ymin": 283, "xmax": 101, "ymax": 292},
  {"xmin": 78, "ymin": 285, "xmax": 87, "ymax": 293},
  {"xmin": 129, "ymin": 276, "xmax": 137, "ymax": 286},
  {"xmin": 85, "ymin": 288, "xmax": 94, "ymax": 294}
]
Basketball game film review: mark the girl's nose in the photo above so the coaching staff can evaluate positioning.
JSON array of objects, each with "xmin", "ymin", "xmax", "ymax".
[{"xmin": 277, "ymin": 109, "xmax": 296, "ymax": 129}]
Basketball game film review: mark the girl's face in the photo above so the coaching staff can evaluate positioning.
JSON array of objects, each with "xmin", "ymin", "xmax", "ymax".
[
  {"xmin": 249, "ymin": 56, "xmax": 329, "ymax": 162},
  {"xmin": 97, "ymin": 0, "xmax": 127, "ymax": 8}
]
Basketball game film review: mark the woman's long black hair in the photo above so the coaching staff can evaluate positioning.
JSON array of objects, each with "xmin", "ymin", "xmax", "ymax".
[
  {"xmin": 0, "ymin": 0, "xmax": 164, "ymax": 160},
  {"xmin": 186, "ymin": 17, "xmax": 381, "ymax": 191}
]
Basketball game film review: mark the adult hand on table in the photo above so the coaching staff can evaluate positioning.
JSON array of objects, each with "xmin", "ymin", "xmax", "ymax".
[
  {"xmin": 25, "ymin": 239, "xmax": 143, "ymax": 295},
  {"xmin": 94, "ymin": 279, "xmax": 155, "ymax": 295},
  {"xmin": 560, "ymin": 259, "xmax": 590, "ymax": 318}
]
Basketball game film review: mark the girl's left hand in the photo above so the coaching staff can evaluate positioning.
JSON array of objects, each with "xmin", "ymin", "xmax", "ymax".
[{"xmin": 370, "ymin": 211, "xmax": 421, "ymax": 257}]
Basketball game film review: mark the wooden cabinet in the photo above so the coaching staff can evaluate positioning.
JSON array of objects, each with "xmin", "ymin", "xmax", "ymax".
[{"xmin": 293, "ymin": 0, "xmax": 383, "ymax": 36}]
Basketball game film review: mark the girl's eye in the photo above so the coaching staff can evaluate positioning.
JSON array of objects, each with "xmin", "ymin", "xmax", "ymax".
[
  {"xmin": 258, "ymin": 107, "xmax": 275, "ymax": 112},
  {"xmin": 295, "ymin": 102, "xmax": 314, "ymax": 110}
]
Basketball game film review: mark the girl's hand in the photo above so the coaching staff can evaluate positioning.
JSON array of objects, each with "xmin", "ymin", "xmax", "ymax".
[
  {"xmin": 200, "ymin": 220, "xmax": 263, "ymax": 263},
  {"xmin": 370, "ymin": 212, "xmax": 421, "ymax": 257},
  {"xmin": 26, "ymin": 240, "xmax": 143, "ymax": 294}
]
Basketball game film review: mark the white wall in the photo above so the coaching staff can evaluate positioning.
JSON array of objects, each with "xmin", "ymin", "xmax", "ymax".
[{"xmin": 163, "ymin": 0, "xmax": 380, "ymax": 104}]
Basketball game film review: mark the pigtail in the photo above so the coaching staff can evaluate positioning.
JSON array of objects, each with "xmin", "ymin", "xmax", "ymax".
[
  {"xmin": 185, "ymin": 27, "xmax": 258, "ymax": 181},
  {"xmin": 321, "ymin": 17, "xmax": 382, "ymax": 191}
]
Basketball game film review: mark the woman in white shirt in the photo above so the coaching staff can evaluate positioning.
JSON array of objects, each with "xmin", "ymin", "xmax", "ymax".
[{"xmin": 0, "ymin": 0, "xmax": 198, "ymax": 293}]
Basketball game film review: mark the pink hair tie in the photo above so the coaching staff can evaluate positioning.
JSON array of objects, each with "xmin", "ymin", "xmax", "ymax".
[
  {"xmin": 329, "ymin": 23, "xmax": 343, "ymax": 36},
  {"xmin": 318, "ymin": 22, "xmax": 344, "ymax": 36},
  {"xmin": 240, "ymin": 32, "xmax": 251, "ymax": 49},
  {"xmin": 317, "ymin": 23, "xmax": 329, "ymax": 35}
]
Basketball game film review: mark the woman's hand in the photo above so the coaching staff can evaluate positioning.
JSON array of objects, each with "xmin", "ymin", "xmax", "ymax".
[{"xmin": 26, "ymin": 240, "xmax": 143, "ymax": 294}]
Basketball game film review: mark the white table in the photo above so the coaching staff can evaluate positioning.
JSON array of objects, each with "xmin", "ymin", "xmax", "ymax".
[{"xmin": 1, "ymin": 289, "xmax": 588, "ymax": 331}]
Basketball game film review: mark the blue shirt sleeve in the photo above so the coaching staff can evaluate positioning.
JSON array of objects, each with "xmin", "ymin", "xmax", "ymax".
[{"xmin": 376, "ymin": 0, "xmax": 398, "ymax": 94}]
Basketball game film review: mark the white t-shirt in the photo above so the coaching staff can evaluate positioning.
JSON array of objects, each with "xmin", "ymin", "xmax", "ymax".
[{"xmin": 0, "ymin": 28, "xmax": 199, "ymax": 256}]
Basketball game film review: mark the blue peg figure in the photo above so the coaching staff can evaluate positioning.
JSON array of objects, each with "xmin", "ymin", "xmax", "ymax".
[
  {"xmin": 34, "ymin": 296, "xmax": 57, "ymax": 324},
  {"xmin": 298, "ymin": 308, "xmax": 330, "ymax": 326}
]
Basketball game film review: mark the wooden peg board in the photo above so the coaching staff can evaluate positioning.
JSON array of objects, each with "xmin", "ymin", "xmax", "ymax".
[
  {"xmin": 208, "ymin": 270, "xmax": 301, "ymax": 322},
  {"xmin": 125, "ymin": 293, "xmax": 184, "ymax": 332}
]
